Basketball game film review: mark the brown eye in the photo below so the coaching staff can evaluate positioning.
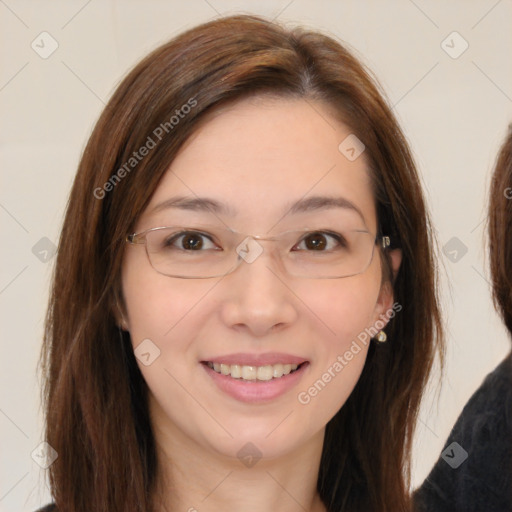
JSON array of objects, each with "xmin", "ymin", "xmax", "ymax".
[
  {"xmin": 294, "ymin": 231, "xmax": 347, "ymax": 252},
  {"xmin": 303, "ymin": 233, "xmax": 327, "ymax": 250},
  {"xmin": 181, "ymin": 233, "xmax": 204, "ymax": 250},
  {"xmin": 162, "ymin": 231, "xmax": 217, "ymax": 251}
]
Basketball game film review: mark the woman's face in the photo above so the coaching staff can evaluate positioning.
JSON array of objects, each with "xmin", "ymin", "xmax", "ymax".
[{"xmin": 121, "ymin": 96, "xmax": 399, "ymax": 462}]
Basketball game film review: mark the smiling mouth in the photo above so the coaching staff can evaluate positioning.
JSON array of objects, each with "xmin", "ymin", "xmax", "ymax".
[{"xmin": 202, "ymin": 361, "xmax": 307, "ymax": 381}]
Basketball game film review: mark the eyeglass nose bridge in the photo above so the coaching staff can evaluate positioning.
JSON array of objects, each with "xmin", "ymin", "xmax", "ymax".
[{"xmin": 233, "ymin": 233, "xmax": 285, "ymax": 269}]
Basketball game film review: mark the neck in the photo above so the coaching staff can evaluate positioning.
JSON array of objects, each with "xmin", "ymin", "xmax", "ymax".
[{"xmin": 150, "ymin": 411, "xmax": 327, "ymax": 512}]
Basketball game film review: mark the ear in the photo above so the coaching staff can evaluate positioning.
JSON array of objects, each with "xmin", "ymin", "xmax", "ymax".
[{"xmin": 372, "ymin": 248, "xmax": 402, "ymax": 327}]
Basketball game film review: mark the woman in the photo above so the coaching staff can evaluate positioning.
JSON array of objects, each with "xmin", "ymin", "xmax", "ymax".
[
  {"xmin": 414, "ymin": 127, "xmax": 512, "ymax": 511},
  {"xmin": 39, "ymin": 14, "xmax": 443, "ymax": 512}
]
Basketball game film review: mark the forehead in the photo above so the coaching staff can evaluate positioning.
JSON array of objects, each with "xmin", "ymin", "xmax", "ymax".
[{"xmin": 142, "ymin": 96, "xmax": 377, "ymax": 232}]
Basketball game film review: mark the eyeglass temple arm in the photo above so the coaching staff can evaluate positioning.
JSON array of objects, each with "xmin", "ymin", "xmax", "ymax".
[{"xmin": 126, "ymin": 234, "xmax": 145, "ymax": 244}]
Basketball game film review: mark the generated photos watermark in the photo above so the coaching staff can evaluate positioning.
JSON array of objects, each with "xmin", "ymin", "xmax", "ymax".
[
  {"xmin": 441, "ymin": 441, "xmax": 468, "ymax": 469},
  {"xmin": 134, "ymin": 338, "xmax": 161, "ymax": 366},
  {"xmin": 297, "ymin": 301, "xmax": 402, "ymax": 405},
  {"xmin": 31, "ymin": 441, "xmax": 58, "ymax": 469},
  {"xmin": 93, "ymin": 97, "xmax": 197, "ymax": 200}
]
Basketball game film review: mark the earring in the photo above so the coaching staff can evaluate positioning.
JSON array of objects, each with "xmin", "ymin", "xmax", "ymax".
[{"xmin": 376, "ymin": 331, "xmax": 387, "ymax": 343}]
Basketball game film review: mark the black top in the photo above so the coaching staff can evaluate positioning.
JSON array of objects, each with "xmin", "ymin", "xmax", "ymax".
[{"xmin": 414, "ymin": 352, "xmax": 512, "ymax": 512}]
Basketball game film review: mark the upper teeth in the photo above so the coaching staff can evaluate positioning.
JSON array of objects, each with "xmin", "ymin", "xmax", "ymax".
[{"xmin": 207, "ymin": 362, "xmax": 299, "ymax": 381}]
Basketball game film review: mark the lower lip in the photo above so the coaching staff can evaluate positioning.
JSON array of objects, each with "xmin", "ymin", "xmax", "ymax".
[{"xmin": 201, "ymin": 362, "xmax": 309, "ymax": 403}]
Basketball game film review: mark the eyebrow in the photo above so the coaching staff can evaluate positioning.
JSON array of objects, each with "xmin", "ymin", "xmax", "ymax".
[
  {"xmin": 150, "ymin": 195, "xmax": 365, "ymax": 221},
  {"xmin": 150, "ymin": 196, "xmax": 235, "ymax": 216},
  {"xmin": 287, "ymin": 195, "xmax": 365, "ymax": 221}
]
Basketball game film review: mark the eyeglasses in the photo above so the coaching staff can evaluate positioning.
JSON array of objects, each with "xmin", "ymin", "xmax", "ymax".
[{"xmin": 126, "ymin": 224, "xmax": 391, "ymax": 279}]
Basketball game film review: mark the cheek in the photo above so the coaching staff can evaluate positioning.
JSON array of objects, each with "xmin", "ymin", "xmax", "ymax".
[
  {"xmin": 299, "ymin": 271, "xmax": 381, "ymax": 349},
  {"xmin": 122, "ymin": 255, "xmax": 219, "ymax": 348},
  {"xmin": 291, "ymin": 272, "xmax": 381, "ymax": 424},
  {"xmin": 296, "ymin": 343, "xmax": 368, "ymax": 437},
  {"xmin": 121, "ymin": 266, "xmax": 220, "ymax": 433},
  {"xmin": 121, "ymin": 263, "xmax": 225, "ymax": 411},
  {"xmin": 293, "ymin": 283, "xmax": 376, "ymax": 432}
]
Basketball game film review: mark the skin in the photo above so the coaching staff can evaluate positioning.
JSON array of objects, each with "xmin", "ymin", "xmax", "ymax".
[{"xmin": 120, "ymin": 96, "xmax": 402, "ymax": 512}]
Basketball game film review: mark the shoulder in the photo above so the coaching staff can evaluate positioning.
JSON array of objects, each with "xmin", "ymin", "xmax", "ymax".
[
  {"xmin": 465, "ymin": 351, "xmax": 512, "ymax": 413},
  {"xmin": 446, "ymin": 352, "xmax": 512, "ymax": 443},
  {"xmin": 414, "ymin": 352, "xmax": 512, "ymax": 512}
]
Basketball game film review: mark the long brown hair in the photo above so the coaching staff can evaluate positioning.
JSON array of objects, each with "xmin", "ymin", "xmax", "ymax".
[
  {"xmin": 489, "ymin": 125, "xmax": 512, "ymax": 337},
  {"xmin": 41, "ymin": 14, "xmax": 443, "ymax": 512}
]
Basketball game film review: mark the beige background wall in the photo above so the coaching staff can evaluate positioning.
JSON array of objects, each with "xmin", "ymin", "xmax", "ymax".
[{"xmin": 1, "ymin": 1, "xmax": 511, "ymax": 510}]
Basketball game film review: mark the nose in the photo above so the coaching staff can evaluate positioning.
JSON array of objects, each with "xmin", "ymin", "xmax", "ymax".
[{"xmin": 218, "ymin": 241, "xmax": 298, "ymax": 337}]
